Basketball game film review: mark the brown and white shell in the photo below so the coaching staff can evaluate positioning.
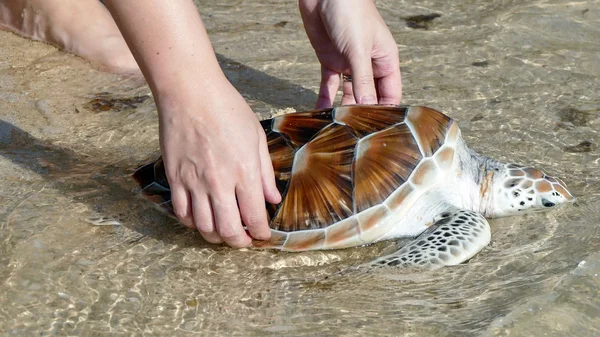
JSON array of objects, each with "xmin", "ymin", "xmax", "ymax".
[{"xmin": 133, "ymin": 105, "xmax": 462, "ymax": 251}]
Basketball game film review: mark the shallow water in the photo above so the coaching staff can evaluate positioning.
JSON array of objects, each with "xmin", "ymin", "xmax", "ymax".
[{"xmin": 1, "ymin": 0, "xmax": 599, "ymax": 336}]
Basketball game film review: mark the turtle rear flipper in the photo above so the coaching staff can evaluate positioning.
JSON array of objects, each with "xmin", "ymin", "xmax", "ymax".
[{"xmin": 370, "ymin": 208, "xmax": 491, "ymax": 269}]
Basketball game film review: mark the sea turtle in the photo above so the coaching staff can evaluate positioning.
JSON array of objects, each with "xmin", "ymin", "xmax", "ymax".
[{"xmin": 133, "ymin": 105, "xmax": 575, "ymax": 269}]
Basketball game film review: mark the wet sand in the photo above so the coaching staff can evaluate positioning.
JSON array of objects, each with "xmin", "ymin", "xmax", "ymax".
[{"xmin": 1, "ymin": 0, "xmax": 599, "ymax": 336}]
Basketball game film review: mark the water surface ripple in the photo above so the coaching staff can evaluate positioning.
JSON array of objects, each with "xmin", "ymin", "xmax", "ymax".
[{"xmin": 0, "ymin": 0, "xmax": 599, "ymax": 336}]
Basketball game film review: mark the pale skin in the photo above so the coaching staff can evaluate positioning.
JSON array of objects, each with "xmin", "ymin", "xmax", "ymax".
[
  {"xmin": 1, "ymin": 0, "xmax": 402, "ymax": 247},
  {"xmin": 0, "ymin": 0, "xmax": 139, "ymax": 73}
]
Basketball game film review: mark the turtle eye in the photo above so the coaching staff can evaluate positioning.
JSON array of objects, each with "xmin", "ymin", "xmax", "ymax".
[{"xmin": 541, "ymin": 198, "xmax": 555, "ymax": 207}]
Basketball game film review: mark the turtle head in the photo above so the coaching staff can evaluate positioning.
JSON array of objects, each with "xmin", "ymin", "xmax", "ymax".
[{"xmin": 490, "ymin": 164, "xmax": 575, "ymax": 217}]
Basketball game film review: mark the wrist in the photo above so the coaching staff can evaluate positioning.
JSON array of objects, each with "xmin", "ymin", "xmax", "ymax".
[{"xmin": 152, "ymin": 66, "xmax": 229, "ymax": 109}]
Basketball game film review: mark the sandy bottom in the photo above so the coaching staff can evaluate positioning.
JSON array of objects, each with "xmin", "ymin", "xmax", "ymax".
[{"xmin": 1, "ymin": 0, "xmax": 599, "ymax": 336}]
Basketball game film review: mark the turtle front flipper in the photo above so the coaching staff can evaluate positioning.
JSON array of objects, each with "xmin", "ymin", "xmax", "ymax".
[{"xmin": 370, "ymin": 208, "xmax": 491, "ymax": 269}]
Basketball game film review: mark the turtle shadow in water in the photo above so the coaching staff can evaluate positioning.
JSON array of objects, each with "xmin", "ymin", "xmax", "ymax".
[{"xmin": 0, "ymin": 119, "xmax": 219, "ymax": 249}]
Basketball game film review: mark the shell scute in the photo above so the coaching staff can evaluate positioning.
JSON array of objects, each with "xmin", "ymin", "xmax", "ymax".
[
  {"xmin": 406, "ymin": 106, "xmax": 453, "ymax": 157},
  {"xmin": 357, "ymin": 205, "xmax": 394, "ymax": 242},
  {"xmin": 134, "ymin": 105, "xmax": 459, "ymax": 251},
  {"xmin": 270, "ymin": 124, "xmax": 357, "ymax": 231},
  {"xmin": 334, "ymin": 105, "xmax": 407, "ymax": 137},
  {"xmin": 433, "ymin": 146, "xmax": 455, "ymax": 172},
  {"xmin": 353, "ymin": 123, "xmax": 422, "ymax": 212},
  {"xmin": 283, "ymin": 230, "xmax": 326, "ymax": 251},
  {"xmin": 324, "ymin": 216, "xmax": 363, "ymax": 249},
  {"xmin": 272, "ymin": 109, "xmax": 333, "ymax": 146},
  {"xmin": 384, "ymin": 183, "xmax": 415, "ymax": 212},
  {"xmin": 252, "ymin": 230, "xmax": 288, "ymax": 249},
  {"xmin": 445, "ymin": 120, "xmax": 461, "ymax": 145},
  {"xmin": 133, "ymin": 159, "xmax": 174, "ymax": 216},
  {"xmin": 410, "ymin": 158, "xmax": 439, "ymax": 188},
  {"xmin": 266, "ymin": 131, "xmax": 295, "ymax": 181}
]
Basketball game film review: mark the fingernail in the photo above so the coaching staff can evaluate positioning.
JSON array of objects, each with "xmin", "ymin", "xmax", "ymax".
[{"xmin": 359, "ymin": 95, "xmax": 377, "ymax": 104}]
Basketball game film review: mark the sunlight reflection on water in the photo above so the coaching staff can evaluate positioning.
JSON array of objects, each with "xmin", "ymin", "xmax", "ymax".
[{"xmin": 0, "ymin": 0, "xmax": 599, "ymax": 336}]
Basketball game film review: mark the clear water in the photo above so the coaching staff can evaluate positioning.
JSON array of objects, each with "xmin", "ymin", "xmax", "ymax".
[{"xmin": 1, "ymin": 0, "xmax": 599, "ymax": 336}]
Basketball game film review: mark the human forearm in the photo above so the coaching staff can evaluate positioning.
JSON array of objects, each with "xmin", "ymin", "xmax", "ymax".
[
  {"xmin": 103, "ymin": 0, "xmax": 227, "ymax": 105},
  {"xmin": 103, "ymin": 1, "xmax": 280, "ymax": 248}
]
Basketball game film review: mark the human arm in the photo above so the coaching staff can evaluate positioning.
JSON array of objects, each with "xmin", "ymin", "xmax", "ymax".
[{"xmin": 103, "ymin": 0, "xmax": 281, "ymax": 247}]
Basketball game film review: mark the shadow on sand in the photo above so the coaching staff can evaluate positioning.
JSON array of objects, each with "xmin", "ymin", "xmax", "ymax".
[{"xmin": 0, "ymin": 55, "xmax": 319, "ymax": 247}]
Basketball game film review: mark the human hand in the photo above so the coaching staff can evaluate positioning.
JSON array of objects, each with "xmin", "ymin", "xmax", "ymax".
[
  {"xmin": 157, "ymin": 79, "xmax": 281, "ymax": 248},
  {"xmin": 299, "ymin": 0, "xmax": 402, "ymax": 108},
  {"xmin": 104, "ymin": 0, "xmax": 282, "ymax": 247}
]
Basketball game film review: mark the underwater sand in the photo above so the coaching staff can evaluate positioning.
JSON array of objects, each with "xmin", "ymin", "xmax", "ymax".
[{"xmin": 0, "ymin": 0, "xmax": 599, "ymax": 336}]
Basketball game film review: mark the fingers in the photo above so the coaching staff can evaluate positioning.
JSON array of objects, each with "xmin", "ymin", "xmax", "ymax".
[
  {"xmin": 373, "ymin": 52, "xmax": 402, "ymax": 105},
  {"xmin": 302, "ymin": 0, "xmax": 403, "ymax": 107},
  {"xmin": 376, "ymin": 73, "xmax": 402, "ymax": 105},
  {"xmin": 156, "ymin": 81, "xmax": 275, "ymax": 249},
  {"xmin": 350, "ymin": 55, "xmax": 378, "ymax": 105},
  {"xmin": 341, "ymin": 75, "xmax": 357, "ymax": 105},
  {"xmin": 236, "ymin": 178, "xmax": 271, "ymax": 241},
  {"xmin": 341, "ymin": 61, "xmax": 402, "ymax": 106},
  {"xmin": 259, "ymin": 134, "xmax": 281, "ymax": 204},
  {"xmin": 182, "ymin": 180, "xmax": 264, "ymax": 247},
  {"xmin": 316, "ymin": 66, "xmax": 341, "ymax": 109},
  {"xmin": 171, "ymin": 183, "xmax": 194, "ymax": 228},
  {"xmin": 190, "ymin": 191, "xmax": 222, "ymax": 244},
  {"xmin": 211, "ymin": 191, "xmax": 252, "ymax": 248},
  {"xmin": 240, "ymin": 133, "xmax": 275, "ymax": 241},
  {"xmin": 172, "ymin": 179, "xmax": 223, "ymax": 244},
  {"xmin": 166, "ymin": 133, "xmax": 275, "ymax": 248},
  {"xmin": 170, "ymin": 171, "xmax": 252, "ymax": 247}
]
